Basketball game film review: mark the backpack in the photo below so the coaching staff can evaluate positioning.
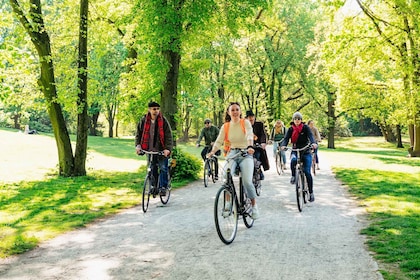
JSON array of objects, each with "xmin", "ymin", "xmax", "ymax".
[{"xmin": 223, "ymin": 119, "xmax": 246, "ymax": 156}]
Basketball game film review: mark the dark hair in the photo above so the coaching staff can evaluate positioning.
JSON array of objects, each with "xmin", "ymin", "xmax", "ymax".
[
  {"xmin": 225, "ymin": 102, "xmax": 241, "ymax": 122},
  {"xmin": 148, "ymin": 101, "xmax": 160, "ymax": 108}
]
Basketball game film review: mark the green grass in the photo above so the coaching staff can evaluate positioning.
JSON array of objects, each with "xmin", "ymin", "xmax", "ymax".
[{"xmin": 326, "ymin": 137, "xmax": 420, "ymax": 280}]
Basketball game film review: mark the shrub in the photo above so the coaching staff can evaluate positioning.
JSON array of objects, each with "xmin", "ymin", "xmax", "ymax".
[{"xmin": 171, "ymin": 147, "xmax": 201, "ymax": 181}]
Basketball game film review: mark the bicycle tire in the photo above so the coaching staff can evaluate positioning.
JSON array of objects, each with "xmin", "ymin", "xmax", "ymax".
[
  {"xmin": 214, "ymin": 186, "xmax": 238, "ymax": 245},
  {"xmin": 142, "ymin": 176, "xmax": 152, "ymax": 213},
  {"xmin": 210, "ymin": 159, "xmax": 216, "ymax": 183},
  {"xmin": 159, "ymin": 176, "xmax": 171, "ymax": 205},
  {"xmin": 302, "ymin": 174, "xmax": 309, "ymax": 204},
  {"xmin": 242, "ymin": 196, "xmax": 254, "ymax": 228},
  {"xmin": 296, "ymin": 171, "xmax": 304, "ymax": 212},
  {"xmin": 204, "ymin": 160, "xmax": 210, "ymax": 187}
]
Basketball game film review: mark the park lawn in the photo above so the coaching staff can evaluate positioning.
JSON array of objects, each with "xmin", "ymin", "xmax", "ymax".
[
  {"xmin": 323, "ymin": 137, "xmax": 420, "ymax": 280},
  {"xmin": 0, "ymin": 129, "xmax": 196, "ymax": 258}
]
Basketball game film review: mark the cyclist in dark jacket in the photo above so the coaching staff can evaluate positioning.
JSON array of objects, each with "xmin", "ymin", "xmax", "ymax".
[
  {"xmin": 196, "ymin": 119, "xmax": 220, "ymax": 179},
  {"xmin": 281, "ymin": 112, "xmax": 317, "ymax": 202},
  {"xmin": 135, "ymin": 101, "xmax": 173, "ymax": 195}
]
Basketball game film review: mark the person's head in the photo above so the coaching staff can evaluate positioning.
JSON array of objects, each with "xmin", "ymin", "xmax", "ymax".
[
  {"xmin": 292, "ymin": 112, "xmax": 303, "ymax": 125},
  {"xmin": 245, "ymin": 110, "xmax": 255, "ymax": 124},
  {"xmin": 275, "ymin": 119, "xmax": 284, "ymax": 127},
  {"xmin": 204, "ymin": 118, "xmax": 212, "ymax": 127},
  {"xmin": 148, "ymin": 101, "xmax": 160, "ymax": 118},
  {"xmin": 308, "ymin": 120, "xmax": 315, "ymax": 127},
  {"xmin": 225, "ymin": 102, "xmax": 242, "ymax": 122}
]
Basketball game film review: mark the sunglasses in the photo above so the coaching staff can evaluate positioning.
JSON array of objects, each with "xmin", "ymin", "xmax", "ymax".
[
  {"xmin": 294, "ymin": 117, "xmax": 302, "ymax": 120},
  {"xmin": 204, "ymin": 122, "xmax": 210, "ymax": 124},
  {"xmin": 151, "ymin": 107, "xmax": 160, "ymax": 111}
]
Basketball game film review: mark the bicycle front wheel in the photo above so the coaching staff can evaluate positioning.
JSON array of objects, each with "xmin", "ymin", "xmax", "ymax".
[
  {"xmin": 160, "ymin": 177, "xmax": 171, "ymax": 205},
  {"xmin": 142, "ymin": 176, "xmax": 152, "ymax": 213},
  {"xmin": 242, "ymin": 197, "xmax": 254, "ymax": 228},
  {"xmin": 214, "ymin": 186, "xmax": 238, "ymax": 245},
  {"xmin": 296, "ymin": 171, "xmax": 304, "ymax": 212},
  {"xmin": 204, "ymin": 160, "xmax": 210, "ymax": 187}
]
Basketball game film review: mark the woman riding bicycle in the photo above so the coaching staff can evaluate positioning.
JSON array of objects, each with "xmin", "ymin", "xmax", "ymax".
[
  {"xmin": 207, "ymin": 102, "xmax": 259, "ymax": 219},
  {"xmin": 281, "ymin": 112, "xmax": 317, "ymax": 202},
  {"xmin": 270, "ymin": 119, "xmax": 287, "ymax": 169}
]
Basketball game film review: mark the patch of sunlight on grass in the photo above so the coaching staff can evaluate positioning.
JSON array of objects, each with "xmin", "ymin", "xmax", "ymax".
[
  {"xmin": 0, "ymin": 210, "xmax": 30, "ymax": 224},
  {"xmin": 366, "ymin": 194, "xmax": 420, "ymax": 215},
  {"xmin": 385, "ymin": 228, "xmax": 401, "ymax": 235}
]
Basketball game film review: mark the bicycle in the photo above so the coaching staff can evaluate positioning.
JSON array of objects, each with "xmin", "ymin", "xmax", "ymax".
[
  {"xmin": 140, "ymin": 150, "xmax": 174, "ymax": 213},
  {"xmin": 287, "ymin": 143, "xmax": 312, "ymax": 212},
  {"xmin": 214, "ymin": 149, "xmax": 254, "ymax": 245},
  {"xmin": 204, "ymin": 154, "xmax": 218, "ymax": 188},
  {"xmin": 275, "ymin": 139, "xmax": 286, "ymax": 175}
]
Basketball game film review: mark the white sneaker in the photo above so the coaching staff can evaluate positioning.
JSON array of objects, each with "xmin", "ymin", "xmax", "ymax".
[
  {"xmin": 222, "ymin": 202, "xmax": 232, "ymax": 218},
  {"xmin": 252, "ymin": 205, "xmax": 259, "ymax": 220}
]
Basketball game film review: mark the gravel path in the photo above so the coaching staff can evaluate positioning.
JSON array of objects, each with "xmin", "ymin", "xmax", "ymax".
[{"xmin": 0, "ymin": 145, "xmax": 383, "ymax": 280}]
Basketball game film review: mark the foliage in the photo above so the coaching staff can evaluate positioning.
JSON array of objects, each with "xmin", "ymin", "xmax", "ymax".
[{"xmin": 170, "ymin": 146, "xmax": 201, "ymax": 181}]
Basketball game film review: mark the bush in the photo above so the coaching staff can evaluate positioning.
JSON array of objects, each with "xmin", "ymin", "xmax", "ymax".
[{"xmin": 171, "ymin": 147, "xmax": 201, "ymax": 181}]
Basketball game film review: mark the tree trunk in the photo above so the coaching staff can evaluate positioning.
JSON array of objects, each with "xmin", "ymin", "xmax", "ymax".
[
  {"xmin": 10, "ymin": 0, "xmax": 75, "ymax": 176},
  {"xmin": 74, "ymin": 0, "xmax": 89, "ymax": 176},
  {"xmin": 161, "ymin": 49, "xmax": 180, "ymax": 142},
  {"xmin": 327, "ymin": 90, "xmax": 336, "ymax": 149},
  {"xmin": 396, "ymin": 125, "xmax": 403, "ymax": 148},
  {"xmin": 408, "ymin": 124, "xmax": 420, "ymax": 157}
]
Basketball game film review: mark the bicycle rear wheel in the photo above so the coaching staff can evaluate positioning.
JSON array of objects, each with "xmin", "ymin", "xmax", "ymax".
[
  {"xmin": 296, "ymin": 171, "xmax": 304, "ymax": 212},
  {"xmin": 203, "ymin": 160, "xmax": 210, "ymax": 187},
  {"xmin": 142, "ymin": 176, "xmax": 152, "ymax": 213},
  {"xmin": 214, "ymin": 186, "xmax": 238, "ymax": 245}
]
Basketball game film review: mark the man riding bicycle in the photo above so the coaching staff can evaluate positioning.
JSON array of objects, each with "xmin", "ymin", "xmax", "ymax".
[
  {"xmin": 196, "ymin": 118, "xmax": 220, "ymax": 180},
  {"xmin": 135, "ymin": 101, "xmax": 174, "ymax": 196}
]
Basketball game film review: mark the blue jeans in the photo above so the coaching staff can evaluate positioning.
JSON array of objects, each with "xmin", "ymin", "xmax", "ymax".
[
  {"xmin": 150, "ymin": 155, "xmax": 169, "ymax": 188},
  {"xmin": 224, "ymin": 151, "xmax": 256, "ymax": 200},
  {"xmin": 290, "ymin": 151, "xmax": 313, "ymax": 193},
  {"xmin": 273, "ymin": 141, "xmax": 286, "ymax": 164}
]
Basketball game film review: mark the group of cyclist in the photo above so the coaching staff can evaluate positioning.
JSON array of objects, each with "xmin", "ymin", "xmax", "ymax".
[{"xmin": 135, "ymin": 100, "xmax": 320, "ymax": 218}]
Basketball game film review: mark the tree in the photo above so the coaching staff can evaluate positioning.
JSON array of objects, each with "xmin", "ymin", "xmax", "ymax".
[{"xmin": 9, "ymin": 0, "xmax": 90, "ymax": 175}]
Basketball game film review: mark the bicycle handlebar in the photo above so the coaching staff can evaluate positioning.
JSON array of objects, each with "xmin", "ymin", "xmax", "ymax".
[
  {"xmin": 289, "ymin": 143, "xmax": 313, "ymax": 152},
  {"xmin": 138, "ymin": 150, "xmax": 165, "ymax": 156},
  {"xmin": 225, "ymin": 149, "xmax": 248, "ymax": 161}
]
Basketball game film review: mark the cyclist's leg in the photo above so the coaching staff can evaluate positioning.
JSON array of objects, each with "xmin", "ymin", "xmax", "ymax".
[
  {"xmin": 215, "ymin": 150, "xmax": 221, "ymax": 179},
  {"xmin": 158, "ymin": 157, "xmax": 169, "ymax": 190},
  {"xmin": 201, "ymin": 147, "xmax": 209, "ymax": 161},
  {"xmin": 239, "ymin": 155, "xmax": 259, "ymax": 219},
  {"xmin": 290, "ymin": 152, "xmax": 297, "ymax": 183},
  {"xmin": 272, "ymin": 141, "xmax": 278, "ymax": 158},
  {"xmin": 281, "ymin": 150, "xmax": 287, "ymax": 165},
  {"xmin": 302, "ymin": 153, "xmax": 313, "ymax": 193}
]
